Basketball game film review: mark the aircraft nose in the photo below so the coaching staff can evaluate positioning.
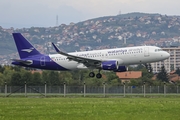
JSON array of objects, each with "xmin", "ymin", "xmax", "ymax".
[{"xmin": 164, "ymin": 52, "xmax": 170, "ymax": 59}]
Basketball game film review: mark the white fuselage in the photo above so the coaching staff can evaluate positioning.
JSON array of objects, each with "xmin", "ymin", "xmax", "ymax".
[{"xmin": 49, "ymin": 46, "xmax": 170, "ymax": 70}]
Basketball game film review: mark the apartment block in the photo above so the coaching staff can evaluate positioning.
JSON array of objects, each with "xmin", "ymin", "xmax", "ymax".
[{"xmin": 151, "ymin": 47, "xmax": 180, "ymax": 73}]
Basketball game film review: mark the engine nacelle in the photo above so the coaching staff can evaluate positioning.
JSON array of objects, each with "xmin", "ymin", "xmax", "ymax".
[
  {"xmin": 101, "ymin": 60, "xmax": 118, "ymax": 70},
  {"xmin": 113, "ymin": 66, "xmax": 127, "ymax": 72}
]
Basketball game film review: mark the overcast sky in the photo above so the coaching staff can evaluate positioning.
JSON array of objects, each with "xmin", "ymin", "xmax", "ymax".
[{"xmin": 0, "ymin": 0, "xmax": 180, "ymax": 28}]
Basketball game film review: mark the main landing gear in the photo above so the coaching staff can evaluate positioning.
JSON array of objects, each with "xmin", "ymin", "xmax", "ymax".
[{"xmin": 89, "ymin": 71, "xmax": 102, "ymax": 79}]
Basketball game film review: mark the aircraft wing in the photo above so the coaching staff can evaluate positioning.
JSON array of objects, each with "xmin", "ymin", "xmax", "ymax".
[{"xmin": 52, "ymin": 43, "xmax": 102, "ymax": 68}]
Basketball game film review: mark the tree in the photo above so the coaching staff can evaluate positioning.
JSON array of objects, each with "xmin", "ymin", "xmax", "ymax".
[
  {"xmin": 175, "ymin": 67, "xmax": 180, "ymax": 76},
  {"xmin": 42, "ymin": 70, "xmax": 50, "ymax": 84},
  {"xmin": 84, "ymin": 76, "xmax": 104, "ymax": 86},
  {"xmin": 3, "ymin": 66, "xmax": 15, "ymax": 85},
  {"xmin": 21, "ymin": 71, "xmax": 32, "ymax": 85},
  {"xmin": 12, "ymin": 66, "xmax": 22, "ymax": 72},
  {"xmin": 0, "ymin": 65, "xmax": 5, "ymax": 73},
  {"xmin": 59, "ymin": 71, "xmax": 73, "ymax": 85},
  {"xmin": 141, "ymin": 67, "xmax": 153, "ymax": 79},
  {"xmin": 31, "ymin": 72, "xmax": 42, "ymax": 85},
  {"xmin": 157, "ymin": 66, "xmax": 169, "ymax": 82},
  {"xmin": 11, "ymin": 72, "xmax": 23, "ymax": 86},
  {"xmin": 148, "ymin": 63, "xmax": 153, "ymax": 73},
  {"xmin": 133, "ymin": 64, "xmax": 144, "ymax": 71},
  {"xmin": 129, "ymin": 79, "xmax": 141, "ymax": 86},
  {"xmin": 71, "ymin": 70, "xmax": 82, "ymax": 81},
  {"xmin": 106, "ymin": 71, "xmax": 121, "ymax": 86},
  {"xmin": 0, "ymin": 73, "xmax": 5, "ymax": 85},
  {"xmin": 48, "ymin": 71, "xmax": 60, "ymax": 86}
]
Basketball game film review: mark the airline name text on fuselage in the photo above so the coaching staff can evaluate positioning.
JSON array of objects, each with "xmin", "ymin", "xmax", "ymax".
[{"xmin": 76, "ymin": 47, "xmax": 143, "ymax": 57}]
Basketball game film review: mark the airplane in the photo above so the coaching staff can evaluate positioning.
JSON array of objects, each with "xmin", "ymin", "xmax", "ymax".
[{"xmin": 11, "ymin": 33, "xmax": 170, "ymax": 79}]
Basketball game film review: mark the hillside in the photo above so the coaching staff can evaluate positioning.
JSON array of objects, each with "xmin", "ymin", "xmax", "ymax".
[{"xmin": 1, "ymin": 12, "xmax": 180, "ymax": 64}]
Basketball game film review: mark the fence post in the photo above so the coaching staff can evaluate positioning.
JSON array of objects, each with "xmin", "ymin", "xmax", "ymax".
[
  {"xmin": 103, "ymin": 82, "xmax": 105, "ymax": 97},
  {"xmin": 25, "ymin": 81, "xmax": 27, "ymax": 97},
  {"xmin": 123, "ymin": 82, "xmax": 125, "ymax": 97},
  {"xmin": 150, "ymin": 86, "xmax": 151, "ymax": 94},
  {"xmin": 144, "ymin": 82, "xmax": 146, "ymax": 97},
  {"xmin": 177, "ymin": 85, "xmax": 179, "ymax": 94},
  {"xmin": 4, "ymin": 82, "xmax": 7, "ymax": 97},
  {"xmin": 158, "ymin": 86, "xmax": 159, "ymax": 94},
  {"xmin": 44, "ymin": 82, "xmax": 47, "ymax": 97},
  {"xmin": 84, "ymin": 82, "xmax": 86, "ymax": 97},
  {"xmin": 164, "ymin": 82, "xmax": 166, "ymax": 97},
  {"xmin": 64, "ymin": 82, "xmax": 66, "ymax": 97}
]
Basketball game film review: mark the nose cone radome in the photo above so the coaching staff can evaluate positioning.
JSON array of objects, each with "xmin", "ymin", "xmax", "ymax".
[{"xmin": 164, "ymin": 52, "xmax": 170, "ymax": 59}]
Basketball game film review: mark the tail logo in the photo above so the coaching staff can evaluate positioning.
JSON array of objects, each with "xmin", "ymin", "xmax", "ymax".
[{"xmin": 21, "ymin": 47, "xmax": 34, "ymax": 53}]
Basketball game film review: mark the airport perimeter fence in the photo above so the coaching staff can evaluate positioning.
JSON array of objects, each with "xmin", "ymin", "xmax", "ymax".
[{"xmin": 0, "ymin": 82, "xmax": 180, "ymax": 97}]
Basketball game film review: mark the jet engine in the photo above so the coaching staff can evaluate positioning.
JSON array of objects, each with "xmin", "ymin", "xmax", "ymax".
[{"xmin": 101, "ymin": 60, "xmax": 118, "ymax": 70}]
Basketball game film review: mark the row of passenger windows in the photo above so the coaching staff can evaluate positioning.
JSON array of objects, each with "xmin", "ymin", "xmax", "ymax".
[
  {"xmin": 155, "ymin": 49, "xmax": 163, "ymax": 52},
  {"xmin": 53, "ymin": 51, "xmax": 143, "ymax": 61}
]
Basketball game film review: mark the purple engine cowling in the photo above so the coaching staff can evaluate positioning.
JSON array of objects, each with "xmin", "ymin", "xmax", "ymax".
[
  {"xmin": 101, "ymin": 61, "xmax": 118, "ymax": 70},
  {"xmin": 101, "ymin": 60, "xmax": 127, "ymax": 72}
]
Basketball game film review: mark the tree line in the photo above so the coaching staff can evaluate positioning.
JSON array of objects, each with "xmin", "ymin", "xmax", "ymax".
[{"xmin": 0, "ymin": 65, "xmax": 178, "ymax": 86}]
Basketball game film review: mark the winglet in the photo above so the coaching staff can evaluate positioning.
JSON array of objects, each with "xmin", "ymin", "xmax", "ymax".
[
  {"xmin": 52, "ymin": 42, "xmax": 61, "ymax": 53},
  {"xmin": 51, "ymin": 43, "xmax": 68, "ymax": 56}
]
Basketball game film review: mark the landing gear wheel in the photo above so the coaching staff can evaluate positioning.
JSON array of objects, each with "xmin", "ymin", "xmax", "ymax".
[
  {"xmin": 96, "ymin": 73, "xmax": 102, "ymax": 79},
  {"xmin": 89, "ymin": 72, "xmax": 95, "ymax": 77}
]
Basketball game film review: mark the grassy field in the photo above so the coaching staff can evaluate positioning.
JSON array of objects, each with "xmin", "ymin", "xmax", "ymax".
[{"xmin": 0, "ymin": 97, "xmax": 180, "ymax": 120}]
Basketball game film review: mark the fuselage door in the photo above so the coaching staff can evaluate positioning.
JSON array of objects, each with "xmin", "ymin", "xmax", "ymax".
[
  {"xmin": 40, "ymin": 56, "xmax": 46, "ymax": 66},
  {"xmin": 144, "ymin": 47, "xmax": 149, "ymax": 57}
]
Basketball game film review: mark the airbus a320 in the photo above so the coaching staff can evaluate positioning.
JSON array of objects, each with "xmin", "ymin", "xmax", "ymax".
[{"xmin": 11, "ymin": 33, "xmax": 170, "ymax": 79}]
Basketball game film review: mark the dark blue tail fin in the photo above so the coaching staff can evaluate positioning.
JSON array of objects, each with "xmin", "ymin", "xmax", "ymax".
[{"xmin": 12, "ymin": 33, "xmax": 41, "ymax": 59}]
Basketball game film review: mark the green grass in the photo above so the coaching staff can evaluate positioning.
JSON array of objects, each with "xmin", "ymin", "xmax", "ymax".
[{"xmin": 0, "ymin": 97, "xmax": 180, "ymax": 120}]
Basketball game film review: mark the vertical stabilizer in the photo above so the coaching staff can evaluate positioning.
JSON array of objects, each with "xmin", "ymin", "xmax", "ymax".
[{"xmin": 12, "ymin": 33, "xmax": 41, "ymax": 59}]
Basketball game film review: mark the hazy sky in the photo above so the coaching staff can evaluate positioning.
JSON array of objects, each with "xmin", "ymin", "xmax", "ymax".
[{"xmin": 0, "ymin": 0, "xmax": 180, "ymax": 28}]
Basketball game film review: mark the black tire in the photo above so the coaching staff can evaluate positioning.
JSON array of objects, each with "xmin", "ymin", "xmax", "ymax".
[
  {"xmin": 96, "ymin": 73, "xmax": 102, "ymax": 79},
  {"xmin": 89, "ymin": 72, "xmax": 95, "ymax": 77}
]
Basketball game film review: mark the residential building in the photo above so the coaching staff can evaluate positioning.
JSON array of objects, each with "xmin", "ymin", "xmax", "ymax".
[
  {"xmin": 116, "ymin": 71, "xmax": 142, "ymax": 82},
  {"xmin": 151, "ymin": 46, "xmax": 180, "ymax": 73}
]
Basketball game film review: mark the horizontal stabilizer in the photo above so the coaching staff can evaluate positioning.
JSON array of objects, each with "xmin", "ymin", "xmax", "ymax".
[{"xmin": 11, "ymin": 59, "xmax": 33, "ymax": 65}]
